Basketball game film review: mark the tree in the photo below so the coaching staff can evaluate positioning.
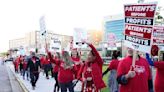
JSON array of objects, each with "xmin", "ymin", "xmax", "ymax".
[
  {"xmin": 0, "ymin": 52, "xmax": 8, "ymax": 57},
  {"xmin": 155, "ymin": 6, "xmax": 164, "ymax": 25}
]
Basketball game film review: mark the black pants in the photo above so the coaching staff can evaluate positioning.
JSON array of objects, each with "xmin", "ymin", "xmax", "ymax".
[
  {"xmin": 19, "ymin": 65, "xmax": 23, "ymax": 75},
  {"xmin": 59, "ymin": 81, "xmax": 74, "ymax": 92},
  {"xmin": 44, "ymin": 64, "xmax": 50, "ymax": 78},
  {"xmin": 51, "ymin": 68, "xmax": 53, "ymax": 77},
  {"xmin": 54, "ymin": 72, "xmax": 60, "ymax": 92},
  {"xmin": 30, "ymin": 72, "xmax": 39, "ymax": 87}
]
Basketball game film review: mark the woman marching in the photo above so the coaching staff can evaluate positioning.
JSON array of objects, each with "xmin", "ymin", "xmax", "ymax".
[
  {"xmin": 78, "ymin": 42, "xmax": 106, "ymax": 92},
  {"xmin": 13, "ymin": 56, "xmax": 19, "ymax": 73},
  {"xmin": 103, "ymin": 50, "xmax": 120, "ymax": 92},
  {"xmin": 71, "ymin": 48, "xmax": 82, "ymax": 79},
  {"xmin": 47, "ymin": 50, "xmax": 76, "ymax": 92},
  {"xmin": 52, "ymin": 52, "xmax": 60, "ymax": 92},
  {"xmin": 146, "ymin": 53, "xmax": 164, "ymax": 92},
  {"xmin": 43, "ymin": 55, "xmax": 51, "ymax": 79}
]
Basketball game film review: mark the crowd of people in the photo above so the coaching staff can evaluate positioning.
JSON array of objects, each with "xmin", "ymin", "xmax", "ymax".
[{"xmin": 11, "ymin": 42, "xmax": 164, "ymax": 92}]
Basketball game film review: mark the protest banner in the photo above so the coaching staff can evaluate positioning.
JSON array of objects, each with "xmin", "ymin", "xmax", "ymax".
[
  {"xmin": 152, "ymin": 26, "xmax": 164, "ymax": 45},
  {"xmin": 73, "ymin": 28, "xmax": 88, "ymax": 48},
  {"xmin": 39, "ymin": 16, "xmax": 47, "ymax": 37},
  {"xmin": 124, "ymin": 2, "xmax": 157, "ymax": 53},
  {"xmin": 50, "ymin": 35, "xmax": 62, "ymax": 52},
  {"xmin": 124, "ymin": 2, "xmax": 157, "ymax": 67},
  {"xmin": 107, "ymin": 33, "xmax": 117, "ymax": 50}
]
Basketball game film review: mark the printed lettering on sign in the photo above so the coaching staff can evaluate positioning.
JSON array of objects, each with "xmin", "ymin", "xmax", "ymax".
[
  {"xmin": 125, "ymin": 24, "xmax": 152, "ymax": 39},
  {"xmin": 125, "ymin": 35, "xmax": 150, "ymax": 46},
  {"xmin": 152, "ymin": 26, "xmax": 164, "ymax": 45},
  {"xmin": 124, "ymin": 4, "xmax": 156, "ymax": 17},
  {"xmin": 125, "ymin": 17, "xmax": 153, "ymax": 25},
  {"xmin": 124, "ymin": 3, "xmax": 157, "ymax": 53}
]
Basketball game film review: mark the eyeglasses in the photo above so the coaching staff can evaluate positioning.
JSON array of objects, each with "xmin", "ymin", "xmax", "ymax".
[{"xmin": 76, "ymin": 42, "xmax": 85, "ymax": 45}]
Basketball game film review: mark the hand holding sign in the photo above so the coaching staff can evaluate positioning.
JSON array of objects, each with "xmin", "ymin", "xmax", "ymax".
[{"xmin": 125, "ymin": 66, "xmax": 136, "ymax": 79}]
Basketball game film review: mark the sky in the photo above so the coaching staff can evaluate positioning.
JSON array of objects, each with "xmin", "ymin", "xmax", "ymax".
[{"xmin": 0, "ymin": 0, "xmax": 163, "ymax": 52}]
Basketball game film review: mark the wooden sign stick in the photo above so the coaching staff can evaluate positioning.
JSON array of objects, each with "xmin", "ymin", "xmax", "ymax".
[{"xmin": 132, "ymin": 50, "xmax": 137, "ymax": 69}]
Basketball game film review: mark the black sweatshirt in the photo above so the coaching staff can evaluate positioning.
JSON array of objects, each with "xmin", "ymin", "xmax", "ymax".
[{"xmin": 27, "ymin": 56, "xmax": 41, "ymax": 73}]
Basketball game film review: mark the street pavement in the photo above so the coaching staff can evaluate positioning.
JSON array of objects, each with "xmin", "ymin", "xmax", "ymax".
[
  {"xmin": 6, "ymin": 62, "xmax": 82, "ymax": 92},
  {"xmin": 0, "ymin": 62, "xmax": 24, "ymax": 92}
]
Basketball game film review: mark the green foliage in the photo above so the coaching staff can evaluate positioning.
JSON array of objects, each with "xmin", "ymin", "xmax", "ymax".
[
  {"xmin": 102, "ymin": 65, "xmax": 110, "ymax": 92},
  {"xmin": 155, "ymin": 6, "xmax": 164, "ymax": 25},
  {"xmin": 0, "ymin": 52, "xmax": 8, "ymax": 57}
]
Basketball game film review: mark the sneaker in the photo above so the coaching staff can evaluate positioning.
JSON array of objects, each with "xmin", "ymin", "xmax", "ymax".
[{"xmin": 32, "ymin": 86, "xmax": 35, "ymax": 90}]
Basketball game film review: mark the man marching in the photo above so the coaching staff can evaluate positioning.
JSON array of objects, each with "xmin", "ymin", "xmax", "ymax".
[{"xmin": 27, "ymin": 52, "xmax": 41, "ymax": 90}]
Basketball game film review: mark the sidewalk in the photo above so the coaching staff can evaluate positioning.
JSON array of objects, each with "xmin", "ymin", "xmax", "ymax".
[
  {"xmin": 0, "ymin": 62, "xmax": 25, "ymax": 92},
  {"xmin": 6, "ymin": 62, "xmax": 82, "ymax": 92}
]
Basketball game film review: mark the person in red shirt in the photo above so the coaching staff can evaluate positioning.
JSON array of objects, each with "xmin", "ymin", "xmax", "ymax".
[
  {"xmin": 146, "ymin": 53, "xmax": 164, "ymax": 92},
  {"xmin": 13, "ymin": 56, "xmax": 19, "ymax": 73},
  {"xmin": 47, "ymin": 50, "xmax": 76, "ymax": 92},
  {"xmin": 71, "ymin": 48, "xmax": 81, "ymax": 79},
  {"xmin": 22, "ymin": 56, "xmax": 29, "ymax": 80},
  {"xmin": 117, "ymin": 48, "xmax": 153, "ymax": 92},
  {"xmin": 52, "ymin": 52, "xmax": 60, "ymax": 92},
  {"xmin": 103, "ymin": 50, "xmax": 120, "ymax": 92},
  {"xmin": 78, "ymin": 42, "xmax": 106, "ymax": 92},
  {"xmin": 19, "ymin": 55, "xmax": 24, "ymax": 76},
  {"xmin": 43, "ymin": 56, "xmax": 51, "ymax": 79},
  {"xmin": 40, "ymin": 55, "xmax": 45, "ymax": 70}
]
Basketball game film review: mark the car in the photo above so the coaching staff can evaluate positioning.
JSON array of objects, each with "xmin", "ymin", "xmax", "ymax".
[{"xmin": 5, "ymin": 57, "xmax": 14, "ymax": 62}]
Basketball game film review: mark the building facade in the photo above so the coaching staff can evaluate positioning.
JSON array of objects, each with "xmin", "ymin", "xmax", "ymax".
[
  {"xmin": 104, "ymin": 14, "xmax": 124, "ymax": 42},
  {"xmin": 103, "ymin": 14, "xmax": 125, "ymax": 57},
  {"xmin": 9, "ymin": 31, "xmax": 72, "ymax": 54},
  {"xmin": 9, "ymin": 38, "xmax": 26, "ymax": 49}
]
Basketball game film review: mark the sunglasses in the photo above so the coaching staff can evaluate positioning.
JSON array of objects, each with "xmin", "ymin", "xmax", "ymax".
[{"xmin": 76, "ymin": 42, "xmax": 85, "ymax": 45}]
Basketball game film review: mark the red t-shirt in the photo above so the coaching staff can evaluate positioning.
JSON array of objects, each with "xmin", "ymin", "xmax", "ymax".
[
  {"xmin": 40, "ymin": 56, "xmax": 45, "ymax": 66},
  {"xmin": 47, "ymin": 51, "xmax": 75, "ymax": 83},
  {"xmin": 71, "ymin": 57, "xmax": 81, "ymax": 78},
  {"xmin": 154, "ymin": 62, "xmax": 164, "ymax": 92},
  {"xmin": 71, "ymin": 57, "xmax": 80, "ymax": 62},
  {"xmin": 43, "ymin": 58, "xmax": 50, "ymax": 65},
  {"xmin": 108, "ymin": 59, "xmax": 120, "ymax": 70},
  {"xmin": 58, "ymin": 61, "xmax": 75, "ymax": 83},
  {"xmin": 117, "ymin": 56, "xmax": 151, "ymax": 92},
  {"xmin": 53, "ymin": 58, "xmax": 59, "ymax": 73},
  {"xmin": 23, "ymin": 61, "xmax": 28, "ymax": 69}
]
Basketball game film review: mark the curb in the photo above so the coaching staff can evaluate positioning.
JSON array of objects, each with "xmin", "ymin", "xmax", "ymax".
[
  {"xmin": 6, "ymin": 64, "xmax": 29, "ymax": 92},
  {"xmin": 14, "ymin": 74, "xmax": 29, "ymax": 92},
  {"xmin": 5, "ymin": 64, "xmax": 15, "ymax": 92}
]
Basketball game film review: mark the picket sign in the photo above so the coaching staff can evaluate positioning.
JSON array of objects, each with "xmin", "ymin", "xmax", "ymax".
[
  {"xmin": 73, "ymin": 28, "xmax": 88, "ymax": 48},
  {"xmin": 124, "ymin": 2, "xmax": 158, "ymax": 67},
  {"xmin": 152, "ymin": 26, "xmax": 164, "ymax": 45},
  {"xmin": 49, "ymin": 35, "xmax": 62, "ymax": 52}
]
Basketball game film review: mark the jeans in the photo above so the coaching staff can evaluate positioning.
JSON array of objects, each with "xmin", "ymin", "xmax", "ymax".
[
  {"xmin": 30, "ymin": 72, "xmax": 39, "ymax": 87},
  {"xmin": 23, "ymin": 69, "xmax": 29, "ymax": 80},
  {"xmin": 59, "ymin": 81, "xmax": 74, "ymax": 92}
]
